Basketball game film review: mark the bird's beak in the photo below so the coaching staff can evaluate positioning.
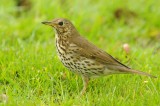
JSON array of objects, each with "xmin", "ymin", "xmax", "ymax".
[{"xmin": 41, "ymin": 21, "xmax": 55, "ymax": 26}]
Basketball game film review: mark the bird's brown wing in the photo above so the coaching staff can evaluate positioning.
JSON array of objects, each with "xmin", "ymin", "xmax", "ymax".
[
  {"xmin": 70, "ymin": 35, "xmax": 156, "ymax": 78},
  {"xmin": 70, "ymin": 35, "xmax": 130, "ymax": 71}
]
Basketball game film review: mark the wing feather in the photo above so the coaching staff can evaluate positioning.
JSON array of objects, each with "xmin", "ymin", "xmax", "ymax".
[
  {"xmin": 69, "ymin": 35, "xmax": 156, "ymax": 78},
  {"xmin": 70, "ymin": 35, "xmax": 130, "ymax": 70}
]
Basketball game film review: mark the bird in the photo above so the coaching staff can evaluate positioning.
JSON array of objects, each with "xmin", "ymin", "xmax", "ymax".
[{"xmin": 42, "ymin": 18, "xmax": 156, "ymax": 95}]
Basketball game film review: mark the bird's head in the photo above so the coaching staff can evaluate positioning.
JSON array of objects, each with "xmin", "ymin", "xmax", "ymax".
[{"xmin": 42, "ymin": 18, "xmax": 77, "ymax": 35}]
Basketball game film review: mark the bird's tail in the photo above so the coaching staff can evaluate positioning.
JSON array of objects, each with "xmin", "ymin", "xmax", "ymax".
[{"xmin": 127, "ymin": 69, "xmax": 157, "ymax": 78}]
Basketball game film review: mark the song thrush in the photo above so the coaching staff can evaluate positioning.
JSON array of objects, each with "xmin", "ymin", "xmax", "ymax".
[{"xmin": 42, "ymin": 18, "xmax": 156, "ymax": 94}]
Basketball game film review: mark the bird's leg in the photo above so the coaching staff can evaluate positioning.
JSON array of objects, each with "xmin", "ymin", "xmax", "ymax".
[{"xmin": 80, "ymin": 76, "xmax": 89, "ymax": 95}]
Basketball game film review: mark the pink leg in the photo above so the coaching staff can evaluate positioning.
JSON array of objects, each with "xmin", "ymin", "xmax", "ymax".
[{"xmin": 80, "ymin": 76, "xmax": 89, "ymax": 95}]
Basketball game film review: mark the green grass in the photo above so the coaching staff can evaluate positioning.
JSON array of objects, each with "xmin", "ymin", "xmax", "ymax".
[{"xmin": 0, "ymin": 0, "xmax": 160, "ymax": 105}]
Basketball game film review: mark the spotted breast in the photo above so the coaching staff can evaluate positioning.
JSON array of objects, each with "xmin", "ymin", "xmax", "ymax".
[{"xmin": 55, "ymin": 33, "xmax": 106, "ymax": 77}]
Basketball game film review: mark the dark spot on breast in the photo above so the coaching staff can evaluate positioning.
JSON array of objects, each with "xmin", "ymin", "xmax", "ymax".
[
  {"xmin": 82, "ymin": 63, "xmax": 85, "ymax": 66},
  {"xmin": 99, "ymin": 71, "xmax": 104, "ymax": 74},
  {"xmin": 73, "ymin": 64, "xmax": 76, "ymax": 68},
  {"xmin": 76, "ymin": 57, "xmax": 80, "ymax": 60},
  {"xmin": 73, "ymin": 59, "xmax": 78, "ymax": 62},
  {"xmin": 83, "ymin": 69, "xmax": 88, "ymax": 71},
  {"xmin": 77, "ymin": 63, "xmax": 80, "ymax": 65},
  {"xmin": 91, "ymin": 63, "xmax": 96, "ymax": 65},
  {"xmin": 70, "ymin": 62, "xmax": 73, "ymax": 65},
  {"xmin": 66, "ymin": 58, "xmax": 69, "ymax": 61},
  {"xmin": 84, "ymin": 60, "xmax": 90, "ymax": 63},
  {"xmin": 91, "ymin": 71, "xmax": 97, "ymax": 75},
  {"xmin": 83, "ymin": 66, "xmax": 87, "ymax": 68},
  {"xmin": 91, "ymin": 55, "xmax": 96, "ymax": 59}
]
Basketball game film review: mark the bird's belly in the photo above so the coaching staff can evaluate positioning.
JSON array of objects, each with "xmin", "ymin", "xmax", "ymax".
[
  {"xmin": 58, "ymin": 53, "xmax": 106, "ymax": 77},
  {"xmin": 56, "ymin": 42, "xmax": 112, "ymax": 77}
]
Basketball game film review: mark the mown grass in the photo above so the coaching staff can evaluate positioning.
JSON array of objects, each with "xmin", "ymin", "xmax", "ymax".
[{"xmin": 0, "ymin": 0, "xmax": 160, "ymax": 105}]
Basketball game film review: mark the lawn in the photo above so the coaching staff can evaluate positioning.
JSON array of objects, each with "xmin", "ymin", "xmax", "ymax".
[{"xmin": 0, "ymin": 0, "xmax": 160, "ymax": 105}]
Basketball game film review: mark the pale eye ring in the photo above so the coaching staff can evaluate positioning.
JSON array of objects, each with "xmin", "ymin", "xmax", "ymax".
[{"xmin": 58, "ymin": 21, "xmax": 63, "ymax": 26}]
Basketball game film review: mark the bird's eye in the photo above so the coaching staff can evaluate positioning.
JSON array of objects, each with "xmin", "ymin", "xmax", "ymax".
[{"xmin": 58, "ymin": 21, "xmax": 63, "ymax": 26}]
